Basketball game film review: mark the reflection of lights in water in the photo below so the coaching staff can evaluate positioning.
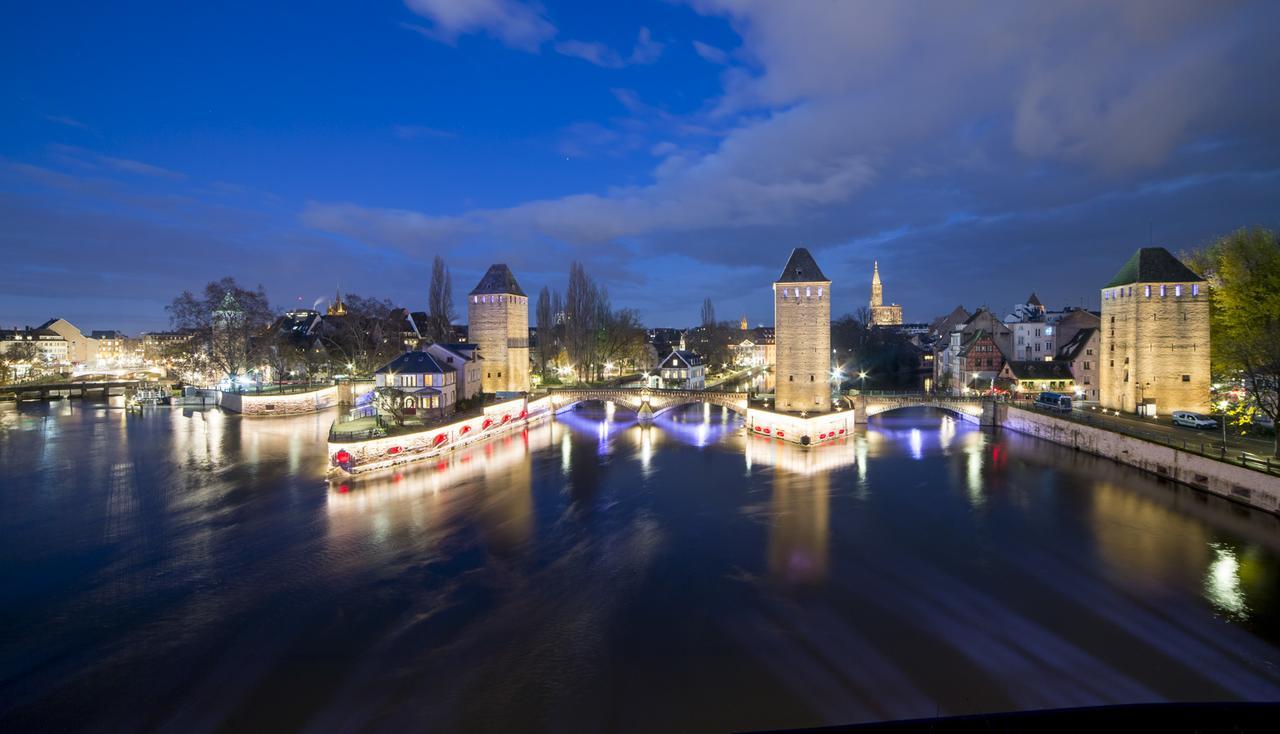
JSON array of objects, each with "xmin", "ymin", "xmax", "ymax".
[
  {"xmin": 1205, "ymin": 542, "xmax": 1249, "ymax": 619},
  {"xmin": 938, "ymin": 415, "xmax": 955, "ymax": 451},
  {"xmin": 856, "ymin": 435, "xmax": 868, "ymax": 485},
  {"xmin": 966, "ymin": 448, "xmax": 984, "ymax": 506},
  {"xmin": 638, "ymin": 425, "xmax": 654, "ymax": 475},
  {"xmin": 909, "ymin": 428, "xmax": 923, "ymax": 460},
  {"xmin": 561, "ymin": 432, "xmax": 571, "ymax": 475}
]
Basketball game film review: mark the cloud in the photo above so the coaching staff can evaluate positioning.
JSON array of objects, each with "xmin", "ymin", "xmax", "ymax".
[
  {"xmin": 401, "ymin": 0, "xmax": 555, "ymax": 52},
  {"xmin": 42, "ymin": 114, "xmax": 93, "ymax": 131},
  {"xmin": 307, "ymin": 0, "xmax": 1280, "ymax": 324},
  {"xmin": 40, "ymin": 144, "xmax": 186, "ymax": 180},
  {"xmin": 556, "ymin": 27, "xmax": 665, "ymax": 68},
  {"xmin": 393, "ymin": 124, "xmax": 458, "ymax": 140},
  {"xmin": 692, "ymin": 40, "xmax": 728, "ymax": 64}
]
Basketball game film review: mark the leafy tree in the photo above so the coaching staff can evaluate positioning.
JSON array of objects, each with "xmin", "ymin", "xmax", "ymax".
[
  {"xmin": 831, "ymin": 312, "xmax": 922, "ymax": 390},
  {"xmin": 0, "ymin": 341, "xmax": 38, "ymax": 383},
  {"xmin": 426, "ymin": 255, "xmax": 457, "ymax": 344},
  {"xmin": 167, "ymin": 277, "xmax": 273, "ymax": 383},
  {"xmin": 1188, "ymin": 227, "xmax": 1280, "ymax": 456}
]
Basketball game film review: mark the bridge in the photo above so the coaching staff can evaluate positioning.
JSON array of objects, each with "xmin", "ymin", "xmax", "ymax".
[
  {"xmin": 546, "ymin": 387, "xmax": 748, "ymax": 418},
  {"xmin": 854, "ymin": 393, "xmax": 993, "ymax": 424},
  {"xmin": 0, "ymin": 379, "xmax": 154, "ymax": 402}
]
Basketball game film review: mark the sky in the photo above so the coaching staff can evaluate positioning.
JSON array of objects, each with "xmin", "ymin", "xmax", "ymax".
[{"xmin": 3, "ymin": 0, "xmax": 1279, "ymax": 334}]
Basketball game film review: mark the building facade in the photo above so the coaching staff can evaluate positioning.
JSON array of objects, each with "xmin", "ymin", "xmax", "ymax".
[
  {"xmin": 1099, "ymin": 247, "xmax": 1210, "ymax": 415},
  {"xmin": 774, "ymin": 248, "xmax": 831, "ymax": 413},
  {"xmin": 468, "ymin": 264, "xmax": 530, "ymax": 394},
  {"xmin": 1057, "ymin": 327, "xmax": 1099, "ymax": 401},
  {"xmin": 374, "ymin": 350, "xmax": 458, "ymax": 421},
  {"xmin": 869, "ymin": 261, "xmax": 903, "ymax": 327},
  {"xmin": 425, "ymin": 343, "xmax": 483, "ymax": 401},
  {"xmin": 732, "ymin": 326, "xmax": 776, "ymax": 368},
  {"xmin": 658, "ymin": 349, "xmax": 706, "ymax": 389}
]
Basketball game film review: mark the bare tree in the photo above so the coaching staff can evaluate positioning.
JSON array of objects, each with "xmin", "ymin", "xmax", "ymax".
[
  {"xmin": 427, "ymin": 255, "xmax": 457, "ymax": 344},
  {"xmin": 565, "ymin": 261, "xmax": 600, "ymax": 382},
  {"xmin": 319, "ymin": 294, "xmax": 402, "ymax": 375},
  {"xmin": 536, "ymin": 286, "xmax": 555, "ymax": 377},
  {"xmin": 701, "ymin": 297, "xmax": 716, "ymax": 328},
  {"xmin": 167, "ymin": 277, "xmax": 273, "ymax": 382}
]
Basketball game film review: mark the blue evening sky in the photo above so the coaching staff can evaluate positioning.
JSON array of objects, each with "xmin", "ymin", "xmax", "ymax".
[{"xmin": 3, "ymin": 1, "xmax": 1279, "ymax": 333}]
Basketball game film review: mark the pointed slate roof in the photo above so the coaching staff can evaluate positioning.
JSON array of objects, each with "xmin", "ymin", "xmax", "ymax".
[
  {"xmin": 470, "ymin": 264, "xmax": 526, "ymax": 296},
  {"xmin": 775, "ymin": 247, "xmax": 829, "ymax": 283},
  {"xmin": 1104, "ymin": 247, "xmax": 1204, "ymax": 288},
  {"xmin": 1026, "ymin": 292, "xmax": 1042, "ymax": 306}
]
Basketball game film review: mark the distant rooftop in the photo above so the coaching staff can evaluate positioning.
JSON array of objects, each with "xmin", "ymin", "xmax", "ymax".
[
  {"xmin": 775, "ymin": 247, "xmax": 829, "ymax": 283},
  {"xmin": 1104, "ymin": 247, "xmax": 1204, "ymax": 288},
  {"xmin": 470, "ymin": 264, "xmax": 526, "ymax": 297}
]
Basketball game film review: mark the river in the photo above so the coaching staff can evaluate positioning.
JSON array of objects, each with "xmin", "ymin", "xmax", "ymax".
[{"xmin": 1, "ymin": 400, "xmax": 1278, "ymax": 732}]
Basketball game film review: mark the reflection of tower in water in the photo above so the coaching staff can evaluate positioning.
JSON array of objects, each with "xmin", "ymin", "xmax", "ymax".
[
  {"xmin": 475, "ymin": 431, "xmax": 534, "ymax": 555},
  {"xmin": 768, "ymin": 468, "xmax": 830, "ymax": 586}
]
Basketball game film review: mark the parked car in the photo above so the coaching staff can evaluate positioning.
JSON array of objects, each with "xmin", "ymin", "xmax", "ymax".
[{"xmin": 1172, "ymin": 411, "xmax": 1217, "ymax": 429}]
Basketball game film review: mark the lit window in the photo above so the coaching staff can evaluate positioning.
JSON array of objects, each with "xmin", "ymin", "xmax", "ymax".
[
  {"xmin": 1160, "ymin": 285, "xmax": 1166, "ymax": 297},
  {"xmin": 1175, "ymin": 284, "xmax": 1182, "ymax": 297},
  {"xmin": 1192, "ymin": 284, "xmax": 1200, "ymax": 296},
  {"xmin": 817, "ymin": 287, "xmax": 823, "ymax": 297},
  {"xmin": 1144, "ymin": 285, "xmax": 1151, "ymax": 297},
  {"xmin": 806, "ymin": 287, "xmax": 811, "ymax": 297}
]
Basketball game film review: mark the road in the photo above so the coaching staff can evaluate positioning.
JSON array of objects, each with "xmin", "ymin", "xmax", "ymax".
[{"xmin": 1060, "ymin": 402, "xmax": 1277, "ymax": 458}]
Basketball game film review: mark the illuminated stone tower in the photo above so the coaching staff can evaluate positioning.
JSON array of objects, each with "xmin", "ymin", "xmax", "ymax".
[
  {"xmin": 869, "ymin": 261, "xmax": 903, "ymax": 326},
  {"xmin": 1099, "ymin": 247, "xmax": 1209, "ymax": 414},
  {"xmin": 468, "ymin": 264, "xmax": 530, "ymax": 394},
  {"xmin": 774, "ymin": 247, "xmax": 831, "ymax": 413}
]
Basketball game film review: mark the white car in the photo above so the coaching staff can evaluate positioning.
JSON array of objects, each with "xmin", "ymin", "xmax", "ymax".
[{"xmin": 1172, "ymin": 411, "xmax": 1217, "ymax": 429}]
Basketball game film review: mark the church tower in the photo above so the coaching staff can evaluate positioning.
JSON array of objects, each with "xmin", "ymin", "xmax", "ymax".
[
  {"xmin": 869, "ymin": 261, "xmax": 903, "ymax": 326},
  {"xmin": 468, "ymin": 264, "xmax": 530, "ymax": 394},
  {"xmin": 774, "ymin": 248, "xmax": 831, "ymax": 413}
]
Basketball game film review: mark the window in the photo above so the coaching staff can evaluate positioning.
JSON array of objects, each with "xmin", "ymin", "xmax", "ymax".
[
  {"xmin": 789, "ymin": 375, "xmax": 794, "ymax": 382},
  {"xmin": 1182, "ymin": 374, "xmax": 1191, "ymax": 382},
  {"xmin": 1124, "ymin": 370, "xmax": 1129, "ymax": 382},
  {"xmin": 1192, "ymin": 284, "xmax": 1200, "ymax": 296},
  {"xmin": 1086, "ymin": 349, "xmax": 1093, "ymax": 356},
  {"xmin": 1175, "ymin": 284, "xmax": 1183, "ymax": 297},
  {"xmin": 1145, "ymin": 285, "xmax": 1151, "ymax": 297},
  {"xmin": 810, "ymin": 374, "xmax": 815, "ymax": 382},
  {"xmin": 1160, "ymin": 285, "xmax": 1167, "ymax": 297}
]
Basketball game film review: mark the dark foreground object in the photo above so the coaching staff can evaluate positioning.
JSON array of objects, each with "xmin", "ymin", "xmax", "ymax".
[{"xmin": 753, "ymin": 702, "xmax": 1280, "ymax": 733}]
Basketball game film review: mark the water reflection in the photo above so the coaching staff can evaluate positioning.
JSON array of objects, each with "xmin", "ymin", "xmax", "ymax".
[
  {"xmin": 1206, "ymin": 542, "xmax": 1249, "ymax": 619},
  {"xmin": 4, "ymin": 402, "xmax": 1280, "ymax": 732}
]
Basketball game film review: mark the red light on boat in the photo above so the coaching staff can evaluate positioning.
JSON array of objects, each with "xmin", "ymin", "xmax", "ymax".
[
  {"xmin": 387, "ymin": 446, "xmax": 402, "ymax": 454},
  {"xmin": 333, "ymin": 450, "xmax": 351, "ymax": 465},
  {"xmin": 433, "ymin": 433, "xmax": 447, "ymax": 445},
  {"xmin": 460, "ymin": 425, "xmax": 471, "ymax": 434}
]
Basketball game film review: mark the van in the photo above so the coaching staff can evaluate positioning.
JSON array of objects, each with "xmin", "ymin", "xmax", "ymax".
[
  {"xmin": 1172, "ymin": 411, "xmax": 1217, "ymax": 429},
  {"xmin": 1034, "ymin": 392, "xmax": 1072, "ymax": 413}
]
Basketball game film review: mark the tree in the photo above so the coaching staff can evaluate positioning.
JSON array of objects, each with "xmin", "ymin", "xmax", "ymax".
[
  {"xmin": 564, "ymin": 261, "xmax": 601, "ymax": 382},
  {"xmin": 167, "ymin": 277, "xmax": 273, "ymax": 383},
  {"xmin": 1188, "ymin": 227, "xmax": 1280, "ymax": 456},
  {"xmin": 535, "ymin": 286, "xmax": 557, "ymax": 377},
  {"xmin": 701, "ymin": 298, "xmax": 716, "ymax": 328},
  {"xmin": 319, "ymin": 294, "xmax": 403, "ymax": 375},
  {"xmin": 426, "ymin": 255, "xmax": 457, "ymax": 344},
  {"xmin": 0, "ymin": 342, "xmax": 38, "ymax": 383}
]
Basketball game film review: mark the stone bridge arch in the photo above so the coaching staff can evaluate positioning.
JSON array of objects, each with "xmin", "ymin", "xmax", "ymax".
[
  {"xmin": 546, "ymin": 388, "xmax": 749, "ymax": 419},
  {"xmin": 856, "ymin": 394, "xmax": 992, "ymax": 425}
]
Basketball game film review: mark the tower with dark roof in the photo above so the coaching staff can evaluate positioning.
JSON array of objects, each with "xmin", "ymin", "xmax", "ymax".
[
  {"xmin": 773, "ymin": 247, "xmax": 832, "ymax": 413},
  {"xmin": 468, "ymin": 264, "xmax": 529, "ymax": 393},
  {"xmin": 1099, "ymin": 247, "xmax": 1209, "ymax": 414}
]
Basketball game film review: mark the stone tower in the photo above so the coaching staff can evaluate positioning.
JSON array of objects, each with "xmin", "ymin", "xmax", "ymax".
[
  {"xmin": 869, "ymin": 261, "xmax": 903, "ymax": 326},
  {"xmin": 774, "ymin": 248, "xmax": 831, "ymax": 413},
  {"xmin": 468, "ymin": 264, "xmax": 530, "ymax": 394},
  {"xmin": 1099, "ymin": 247, "xmax": 1209, "ymax": 414}
]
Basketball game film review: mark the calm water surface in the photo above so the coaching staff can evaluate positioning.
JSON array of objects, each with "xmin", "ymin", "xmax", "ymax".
[{"xmin": 2, "ymin": 401, "xmax": 1279, "ymax": 732}]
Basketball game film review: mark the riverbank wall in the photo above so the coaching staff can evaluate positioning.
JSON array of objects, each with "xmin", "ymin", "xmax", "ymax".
[
  {"xmin": 999, "ymin": 405, "xmax": 1280, "ymax": 515},
  {"xmin": 220, "ymin": 386, "xmax": 340, "ymax": 416}
]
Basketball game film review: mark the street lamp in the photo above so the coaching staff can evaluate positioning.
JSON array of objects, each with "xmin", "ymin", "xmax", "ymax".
[
  {"xmin": 1218, "ymin": 399, "xmax": 1230, "ymax": 448},
  {"xmin": 858, "ymin": 370, "xmax": 868, "ymax": 392}
]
